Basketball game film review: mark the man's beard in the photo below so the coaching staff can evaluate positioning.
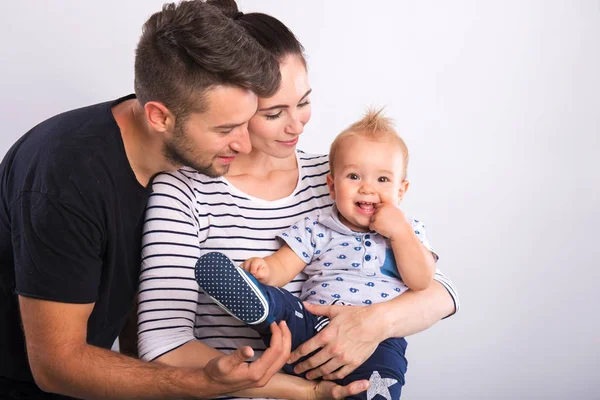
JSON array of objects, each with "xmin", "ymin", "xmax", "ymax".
[{"xmin": 163, "ymin": 123, "xmax": 230, "ymax": 178}]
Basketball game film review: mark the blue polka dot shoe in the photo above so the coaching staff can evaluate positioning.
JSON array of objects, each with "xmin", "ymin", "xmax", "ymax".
[{"xmin": 195, "ymin": 252, "xmax": 270, "ymax": 325}]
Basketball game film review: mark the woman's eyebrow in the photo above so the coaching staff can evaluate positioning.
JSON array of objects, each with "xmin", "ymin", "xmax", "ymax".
[
  {"xmin": 258, "ymin": 89, "xmax": 312, "ymax": 112},
  {"xmin": 298, "ymin": 88, "xmax": 312, "ymax": 102}
]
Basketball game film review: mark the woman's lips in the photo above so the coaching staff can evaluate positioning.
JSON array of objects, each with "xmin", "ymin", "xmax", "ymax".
[{"xmin": 277, "ymin": 137, "xmax": 299, "ymax": 146}]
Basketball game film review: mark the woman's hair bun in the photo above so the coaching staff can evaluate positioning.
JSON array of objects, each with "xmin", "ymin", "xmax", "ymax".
[{"xmin": 206, "ymin": 0, "xmax": 240, "ymax": 19}]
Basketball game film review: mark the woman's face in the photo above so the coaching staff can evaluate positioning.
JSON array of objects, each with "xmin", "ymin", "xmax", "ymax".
[{"xmin": 247, "ymin": 54, "xmax": 312, "ymax": 159}]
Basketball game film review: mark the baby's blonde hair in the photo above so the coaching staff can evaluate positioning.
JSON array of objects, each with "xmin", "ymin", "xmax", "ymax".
[{"xmin": 329, "ymin": 108, "xmax": 409, "ymax": 179}]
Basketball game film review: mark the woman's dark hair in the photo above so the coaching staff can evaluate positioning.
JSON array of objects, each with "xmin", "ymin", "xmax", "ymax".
[
  {"xmin": 134, "ymin": 0, "xmax": 281, "ymax": 119},
  {"xmin": 207, "ymin": 0, "xmax": 306, "ymax": 64}
]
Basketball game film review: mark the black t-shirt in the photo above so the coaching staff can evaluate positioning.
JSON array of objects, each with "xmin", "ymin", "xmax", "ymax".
[{"xmin": 0, "ymin": 95, "xmax": 150, "ymax": 390}]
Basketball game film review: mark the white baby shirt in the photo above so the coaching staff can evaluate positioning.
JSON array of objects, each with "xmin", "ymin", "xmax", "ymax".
[{"xmin": 277, "ymin": 205, "xmax": 437, "ymax": 306}]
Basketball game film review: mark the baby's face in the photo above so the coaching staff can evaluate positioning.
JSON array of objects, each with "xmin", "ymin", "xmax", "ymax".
[{"xmin": 327, "ymin": 136, "xmax": 408, "ymax": 232}]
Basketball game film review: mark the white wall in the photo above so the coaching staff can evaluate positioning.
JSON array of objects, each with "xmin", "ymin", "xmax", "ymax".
[{"xmin": 1, "ymin": 1, "xmax": 599, "ymax": 398}]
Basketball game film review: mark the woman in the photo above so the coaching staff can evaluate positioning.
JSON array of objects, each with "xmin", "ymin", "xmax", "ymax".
[{"xmin": 137, "ymin": 1, "xmax": 459, "ymax": 398}]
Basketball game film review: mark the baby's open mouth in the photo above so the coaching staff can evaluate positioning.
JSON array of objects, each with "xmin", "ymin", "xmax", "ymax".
[{"xmin": 355, "ymin": 201, "xmax": 375, "ymax": 212}]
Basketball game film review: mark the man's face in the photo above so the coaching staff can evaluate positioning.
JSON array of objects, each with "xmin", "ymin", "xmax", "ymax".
[{"xmin": 164, "ymin": 86, "xmax": 257, "ymax": 177}]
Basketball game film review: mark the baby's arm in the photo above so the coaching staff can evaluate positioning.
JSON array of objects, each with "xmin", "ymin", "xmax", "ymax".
[
  {"xmin": 370, "ymin": 202, "xmax": 435, "ymax": 291},
  {"xmin": 387, "ymin": 219, "xmax": 436, "ymax": 291},
  {"xmin": 241, "ymin": 244, "xmax": 307, "ymax": 287}
]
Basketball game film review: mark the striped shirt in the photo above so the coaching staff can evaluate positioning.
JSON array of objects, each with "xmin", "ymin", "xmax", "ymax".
[{"xmin": 137, "ymin": 151, "xmax": 459, "ymax": 398}]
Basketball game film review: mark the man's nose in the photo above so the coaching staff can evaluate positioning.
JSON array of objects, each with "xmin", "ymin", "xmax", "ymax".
[{"xmin": 230, "ymin": 125, "xmax": 252, "ymax": 154}]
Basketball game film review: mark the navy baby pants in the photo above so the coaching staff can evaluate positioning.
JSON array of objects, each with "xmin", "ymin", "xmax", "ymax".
[{"xmin": 254, "ymin": 284, "xmax": 408, "ymax": 400}]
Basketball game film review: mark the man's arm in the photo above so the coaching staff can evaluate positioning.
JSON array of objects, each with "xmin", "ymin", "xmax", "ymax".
[
  {"xmin": 20, "ymin": 296, "xmax": 291, "ymax": 399},
  {"xmin": 157, "ymin": 339, "xmax": 368, "ymax": 400}
]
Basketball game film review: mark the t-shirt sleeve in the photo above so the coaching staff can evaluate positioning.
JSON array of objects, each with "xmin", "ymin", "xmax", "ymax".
[
  {"xmin": 11, "ymin": 191, "xmax": 103, "ymax": 303},
  {"xmin": 137, "ymin": 172, "xmax": 201, "ymax": 361},
  {"xmin": 276, "ymin": 216, "xmax": 318, "ymax": 263},
  {"xmin": 409, "ymin": 218, "xmax": 439, "ymax": 262}
]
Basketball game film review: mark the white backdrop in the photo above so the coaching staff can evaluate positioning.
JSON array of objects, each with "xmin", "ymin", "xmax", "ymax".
[{"xmin": 1, "ymin": 1, "xmax": 599, "ymax": 399}]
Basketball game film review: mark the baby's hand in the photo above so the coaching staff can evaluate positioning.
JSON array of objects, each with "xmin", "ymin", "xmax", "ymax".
[
  {"xmin": 369, "ymin": 202, "xmax": 406, "ymax": 240},
  {"xmin": 240, "ymin": 257, "xmax": 271, "ymax": 283}
]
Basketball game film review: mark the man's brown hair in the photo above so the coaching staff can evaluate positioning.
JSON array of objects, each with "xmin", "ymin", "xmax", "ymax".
[{"xmin": 134, "ymin": 0, "xmax": 281, "ymax": 120}]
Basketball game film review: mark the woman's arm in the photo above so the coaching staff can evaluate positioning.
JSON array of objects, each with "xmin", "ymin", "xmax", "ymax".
[{"xmin": 289, "ymin": 274, "xmax": 458, "ymax": 380}]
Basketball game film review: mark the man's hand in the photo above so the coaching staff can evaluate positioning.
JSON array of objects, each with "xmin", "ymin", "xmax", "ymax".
[
  {"xmin": 202, "ymin": 321, "xmax": 292, "ymax": 392},
  {"xmin": 288, "ymin": 303, "xmax": 385, "ymax": 380},
  {"xmin": 240, "ymin": 257, "xmax": 271, "ymax": 283}
]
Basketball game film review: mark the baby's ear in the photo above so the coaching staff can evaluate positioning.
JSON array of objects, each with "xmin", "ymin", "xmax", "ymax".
[
  {"xmin": 398, "ymin": 180, "xmax": 410, "ymax": 202},
  {"xmin": 326, "ymin": 174, "xmax": 336, "ymax": 200}
]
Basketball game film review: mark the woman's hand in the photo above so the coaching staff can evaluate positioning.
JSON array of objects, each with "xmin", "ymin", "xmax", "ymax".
[
  {"xmin": 289, "ymin": 302, "xmax": 387, "ymax": 380},
  {"xmin": 308, "ymin": 379, "xmax": 369, "ymax": 400}
]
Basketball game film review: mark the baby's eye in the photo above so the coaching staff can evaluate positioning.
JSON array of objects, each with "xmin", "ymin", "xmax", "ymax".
[
  {"xmin": 347, "ymin": 173, "xmax": 359, "ymax": 180},
  {"xmin": 378, "ymin": 177, "xmax": 390, "ymax": 183}
]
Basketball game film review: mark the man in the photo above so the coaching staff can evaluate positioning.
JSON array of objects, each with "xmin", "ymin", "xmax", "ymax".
[{"xmin": 0, "ymin": 1, "xmax": 303, "ymax": 398}]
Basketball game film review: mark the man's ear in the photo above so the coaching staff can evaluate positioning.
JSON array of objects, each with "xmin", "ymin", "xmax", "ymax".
[
  {"xmin": 398, "ymin": 180, "xmax": 410, "ymax": 203},
  {"xmin": 144, "ymin": 101, "xmax": 175, "ymax": 133},
  {"xmin": 326, "ymin": 174, "xmax": 336, "ymax": 201}
]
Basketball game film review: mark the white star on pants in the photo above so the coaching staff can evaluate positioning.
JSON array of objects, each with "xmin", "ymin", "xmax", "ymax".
[{"xmin": 366, "ymin": 370, "xmax": 398, "ymax": 400}]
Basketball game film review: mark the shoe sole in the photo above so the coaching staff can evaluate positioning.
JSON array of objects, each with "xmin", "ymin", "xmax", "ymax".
[{"xmin": 195, "ymin": 252, "xmax": 269, "ymax": 325}]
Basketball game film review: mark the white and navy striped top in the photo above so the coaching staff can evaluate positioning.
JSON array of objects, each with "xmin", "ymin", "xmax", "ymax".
[{"xmin": 137, "ymin": 151, "xmax": 459, "ymax": 398}]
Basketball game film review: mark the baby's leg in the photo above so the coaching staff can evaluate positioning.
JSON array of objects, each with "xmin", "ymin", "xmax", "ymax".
[
  {"xmin": 194, "ymin": 252, "xmax": 322, "ymax": 374},
  {"xmin": 340, "ymin": 338, "xmax": 408, "ymax": 400},
  {"xmin": 255, "ymin": 285, "xmax": 327, "ymax": 376}
]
